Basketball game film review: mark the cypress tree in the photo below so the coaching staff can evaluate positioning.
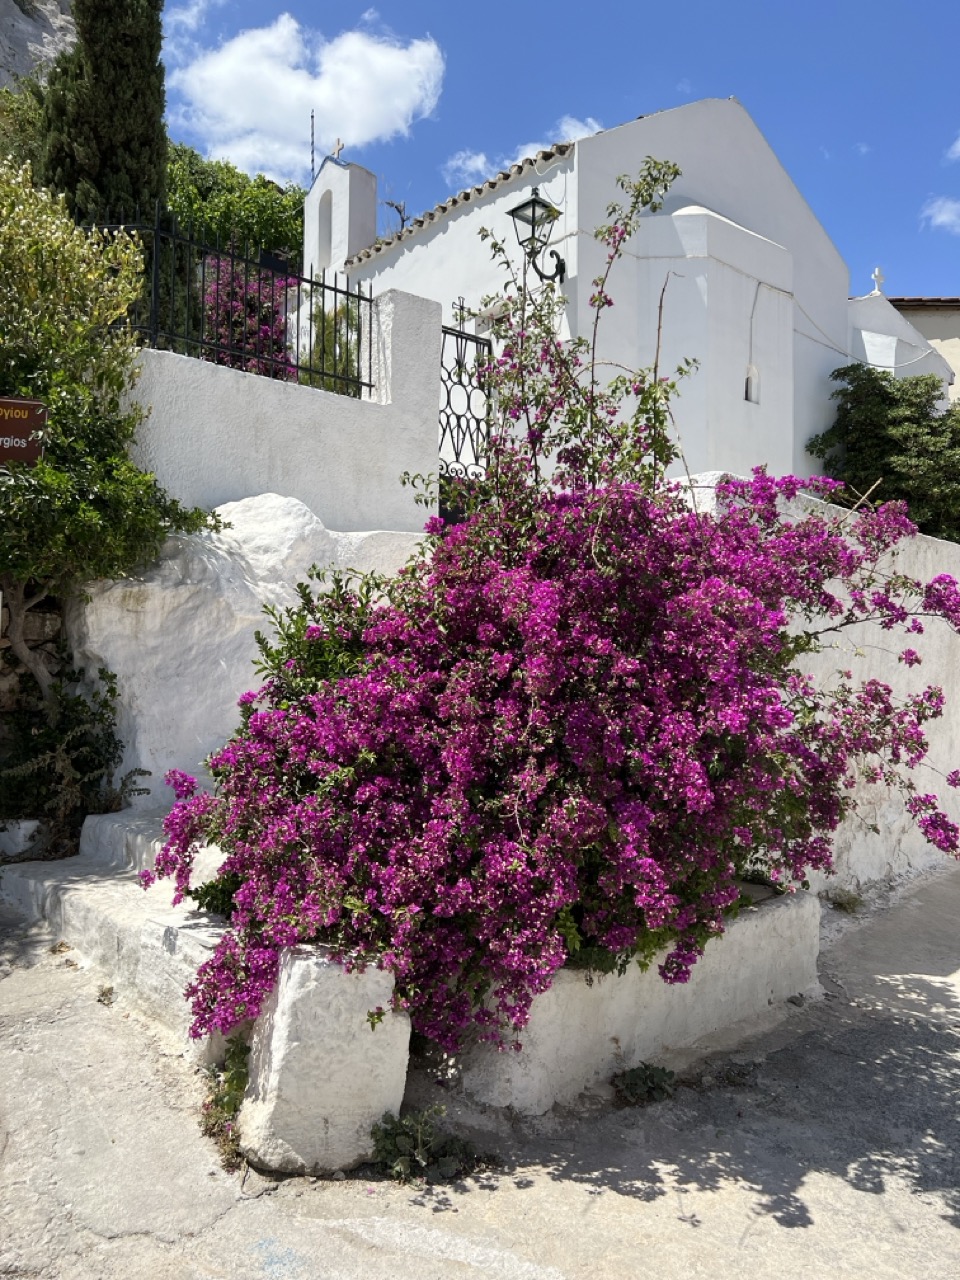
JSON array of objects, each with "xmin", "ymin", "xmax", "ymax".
[{"xmin": 40, "ymin": 0, "xmax": 166, "ymax": 221}]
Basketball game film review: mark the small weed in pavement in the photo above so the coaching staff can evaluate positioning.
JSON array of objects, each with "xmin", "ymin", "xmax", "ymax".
[
  {"xmin": 201, "ymin": 1035, "xmax": 250, "ymax": 1172},
  {"xmin": 371, "ymin": 1105, "xmax": 480, "ymax": 1184},
  {"xmin": 612, "ymin": 1062, "xmax": 676, "ymax": 1105},
  {"xmin": 823, "ymin": 888, "xmax": 863, "ymax": 914}
]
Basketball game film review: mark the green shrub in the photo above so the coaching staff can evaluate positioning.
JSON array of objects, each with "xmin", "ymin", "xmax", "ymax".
[
  {"xmin": 0, "ymin": 663, "xmax": 147, "ymax": 851},
  {"xmin": 0, "ymin": 158, "xmax": 214, "ymax": 852},
  {"xmin": 808, "ymin": 364, "xmax": 960, "ymax": 542}
]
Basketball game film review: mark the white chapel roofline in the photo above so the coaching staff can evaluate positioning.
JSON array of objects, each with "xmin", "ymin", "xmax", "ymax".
[
  {"xmin": 341, "ymin": 97, "xmax": 776, "ymax": 272},
  {"xmin": 344, "ymin": 141, "xmax": 576, "ymax": 270}
]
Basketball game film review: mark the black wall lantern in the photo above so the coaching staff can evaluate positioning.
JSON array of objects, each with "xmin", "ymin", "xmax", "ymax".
[{"xmin": 507, "ymin": 186, "xmax": 566, "ymax": 284}]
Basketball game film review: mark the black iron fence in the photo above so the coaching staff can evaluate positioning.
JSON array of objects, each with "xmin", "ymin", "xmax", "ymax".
[
  {"xmin": 439, "ymin": 324, "xmax": 493, "ymax": 483},
  {"xmin": 94, "ymin": 208, "xmax": 374, "ymax": 397}
]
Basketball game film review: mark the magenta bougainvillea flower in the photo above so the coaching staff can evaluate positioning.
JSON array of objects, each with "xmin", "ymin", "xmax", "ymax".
[
  {"xmin": 147, "ymin": 164, "xmax": 960, "ymax": 1052},
  {"xmin": 202, "ymin": 254, "xmax": 296, "ymax": 380}
]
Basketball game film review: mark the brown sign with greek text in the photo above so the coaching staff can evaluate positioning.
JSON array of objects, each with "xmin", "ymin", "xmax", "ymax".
[{"xmin": 0, "ymin": 398, "xmax": 46, "ymax": 467}]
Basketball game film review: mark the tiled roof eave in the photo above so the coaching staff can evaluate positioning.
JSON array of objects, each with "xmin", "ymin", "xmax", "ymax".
[
  {"xmin": 887, "ymin": 297, "xmax": 960, "ymax": 308},
  {"xmin": 344, "ymin": 142, "xmax": 575, "ymax": 270}
]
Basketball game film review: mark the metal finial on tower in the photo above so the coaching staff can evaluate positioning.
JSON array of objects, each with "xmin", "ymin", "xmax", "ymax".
[{"xmin": 310, "ymin": 110, "xmax": 315, "ymax": 183}]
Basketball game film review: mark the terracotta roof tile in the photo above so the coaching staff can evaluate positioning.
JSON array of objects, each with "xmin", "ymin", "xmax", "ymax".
[
  {"xmin": 345, "ymin": 143, "xmax": 575, "ymax": 269},
  {"xmin": 888, "ymin": 297, "xmax": 960, "ymax": 308}
]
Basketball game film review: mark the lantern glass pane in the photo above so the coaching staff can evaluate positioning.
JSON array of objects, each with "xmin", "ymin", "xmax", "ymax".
[{"xmin": 509, "ymin": 189, "xmax": 560, "ymax": 253}]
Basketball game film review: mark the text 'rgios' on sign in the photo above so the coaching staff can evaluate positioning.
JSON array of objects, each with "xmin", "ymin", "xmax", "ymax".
[{"xmin": 0, "ymin": 398, "xmax": 47, "ymax": 467}]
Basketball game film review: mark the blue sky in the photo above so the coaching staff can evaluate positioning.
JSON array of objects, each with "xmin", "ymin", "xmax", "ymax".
[{"xmin": 163, "ymin": 0, "xmax": 960, "ymax": 296}]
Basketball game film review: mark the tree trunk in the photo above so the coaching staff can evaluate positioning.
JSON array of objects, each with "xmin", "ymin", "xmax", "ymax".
[{"xmin": 0, "ymin": 575, "xmax": 56, "ymax": 713}]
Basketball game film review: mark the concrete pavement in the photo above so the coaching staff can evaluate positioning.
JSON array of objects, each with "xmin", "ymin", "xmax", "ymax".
[{"xmin": 2, "ymin": 866, "xmax": 960, "ymax": 1279}]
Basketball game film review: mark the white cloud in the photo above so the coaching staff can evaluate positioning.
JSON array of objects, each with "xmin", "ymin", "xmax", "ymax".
[
  {"xmin": 507, "ymin": 116, "xmax": 603, "ymax": 169},
  {"xmin": 921, "ymin": 196, "xmax": 960, "ymax": 235},
  {"xmin": 675, "ymin": 78, "xmax": 692, "ymax": 95},
  {"xmin": 164, "ymin": 0, "xmax": 227, "ymax": 64},
  {"xmin": 441, "ymin": 149, "xmax": 492, "ymax": 187},
  {"xmin": 854, "ymin": 141, "xmax": 871, "ymax": 156},
  {"xmin": 169, "ymin": 15, "xmax": 444, "ymax": 182},
  {"xmin": 441, "ymin": 116, "xmax": 602, "ymax": 191},
  {"xmin": 947, "ymin": 133, "xmax": 960, "ymax": 162},
  {"xmin": 166, "ymin": 0, "xmax": 222, "ymax": 33}
]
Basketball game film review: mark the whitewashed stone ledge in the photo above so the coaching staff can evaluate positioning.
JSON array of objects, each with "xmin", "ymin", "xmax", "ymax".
[
  {"xmin": 239, "ymin": 947, "xmax": 411, "ymax": 1173},
  {"xmin": 459, "ymin": 891, "xmax": 821, "ymax": 1116}
]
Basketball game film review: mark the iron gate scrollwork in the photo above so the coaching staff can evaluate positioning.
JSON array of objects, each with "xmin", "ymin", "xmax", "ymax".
[{"xmin": 439, "ymin": 323, "xmax": 493, "ymax": 489}]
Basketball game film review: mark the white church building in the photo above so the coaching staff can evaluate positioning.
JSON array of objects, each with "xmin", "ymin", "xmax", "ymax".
[{"xmin": 304, "ymin": 98, "xmax": 953, "ymax": 480}]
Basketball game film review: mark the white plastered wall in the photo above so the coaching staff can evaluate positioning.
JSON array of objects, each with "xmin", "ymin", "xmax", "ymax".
[
  {"xmin": 798, "ymin": 515, "xmax": 960, "ymax": 894},
  {"xmin": 129, "ymin": 289, "xmax": 441, "ymax": 535},
  {"xmin": 848, "ymin": 293, "xmax": 955, "ymax": 394},
  {"xmin": 579, "ymin": 204, "xmax": 796, "ymax": 477},
  {"xmin": 573, "ymin": 101, "xmax": 850, "ymax": 478},
  {"xmin": 348, "ymin": 153, "xmax": 578, "ymax": 327}
]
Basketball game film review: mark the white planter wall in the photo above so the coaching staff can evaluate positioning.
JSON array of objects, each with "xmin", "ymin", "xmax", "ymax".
[{"xmin": 460, "ymin": 892, "xmax": 821, "ymax": 1116}]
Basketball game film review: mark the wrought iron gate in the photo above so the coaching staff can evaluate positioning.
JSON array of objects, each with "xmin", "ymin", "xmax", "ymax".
[{"xmin": 439, "ymin": 324, "xmax": 493, "ymax": 483}]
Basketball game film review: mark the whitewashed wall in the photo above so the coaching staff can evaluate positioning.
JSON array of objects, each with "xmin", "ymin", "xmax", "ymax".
[
  {"xmin": 848, "ymin": 293, "xmax": 955, "ymax": 394},
  {"xmin": 575, "ymin": 99, "xmax": 851, "ymax": 479},
  {"xmin": 344, "ymin": 151, "xmax": 578, "ymax": 325},
  {"xmin": 130, "ymin": 289, "xmax": 441, "ymax": 535},
  {"xmin": 66, "ymin": 495, "xmax": 424, "ymax": 802},
  {"xmin": 801, "ymin": 519, "xmax": 960, "ymax": 893},
  {"xmin": 683, "ymin": 475, "xmax": 960, "ymax": 893},
  {"xmin": 588, "ymin": 205, "xmax": 797, "ymax": 478}
]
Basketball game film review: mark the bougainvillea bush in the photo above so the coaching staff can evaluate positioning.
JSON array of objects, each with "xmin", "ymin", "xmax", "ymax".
[
  {"xmin": 147, "ymin": 162, "xmax": 960, "ymax": 1052},
  {"xmin": 202, "ymin": 254, "xmax": 296, "ymax": 379}
]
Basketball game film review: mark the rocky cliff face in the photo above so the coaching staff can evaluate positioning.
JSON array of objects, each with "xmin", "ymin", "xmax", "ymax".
[{"xmin": 0, "ymin": 0, "xmax": 74, "ymax": 90}]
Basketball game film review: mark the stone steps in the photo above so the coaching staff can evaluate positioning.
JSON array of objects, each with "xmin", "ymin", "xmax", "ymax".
[
  {"xmin": 0, "ymin": 810, "xmax": 226, "ymax": 1060},
  {"xmin": 0, "ymin": 810, "xmax": 412, "ymax": 1170}
]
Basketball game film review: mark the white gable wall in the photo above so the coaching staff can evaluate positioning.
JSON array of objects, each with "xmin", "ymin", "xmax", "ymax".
[
  {"xmin": 341, "ymin": 99, "xmax": 884, "ymax": 480},
  {"xmin": 575, "ymin": 101, "xmax": 849, "ymax": 477}
]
